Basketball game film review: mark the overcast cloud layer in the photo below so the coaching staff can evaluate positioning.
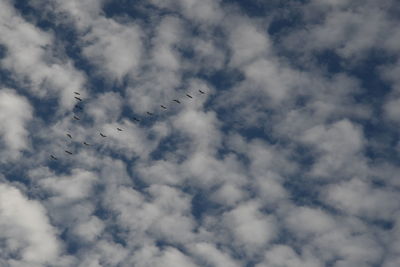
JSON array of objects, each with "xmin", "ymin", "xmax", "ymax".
[{"xmin": 1, "ymin": 0, "xmax": 400, "ymax": 266}]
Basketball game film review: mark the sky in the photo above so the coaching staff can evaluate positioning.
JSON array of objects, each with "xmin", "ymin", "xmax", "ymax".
[{"xmin": 0, "ymin": 0, "xmax": 400, "ymax": 266}]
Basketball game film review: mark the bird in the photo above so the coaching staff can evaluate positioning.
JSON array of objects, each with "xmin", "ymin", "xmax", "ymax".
[
  {"xmin": 132, "ymin": 117, "xmax": 140, "ymax": 122},
  {"xmin": 83, "ymin": 142, "xmax": 90, "ymax": 146},
  {"xmin": 65, "ymin": 150, "xmax": 73, "ymax": 155},
  {"xmin": 147, "ymin": 112, "xmax": 154, "ymax": 116},
  {"xmin": 117, "ymin": 128, "xmax": 123, "ymax": 131},
  {"xmin": 186, "ymin": 94, "xmax": 193, "ymax": 98},
  {"xmin": 100, "ymin": 133, "xmax": 107, "ymax": 137},
  {"xmin": 173, "ymin": 99, "xmax": 181, "ymax": 104},
  {"xmin": 199, "ymin": 90, "xmax": 205, "ymax": 94},
  {"xmin": 74, "ymin": 105, "xmax": 83, "ymax": 110},
  {"xmin": 66, "ymin": 133, "xmax": 72, "ymax": 139},
  {"xmin": 74, "ymin": 92, "xmax": 81, "ymax": 95},
  {"xmin": 73, "ymin": 116, "xmax": 80, "ymax": 120},
  {"xmin": 50, "ymin": 155, "xmax": 58, "ymax": 160},
  {"xmin": 74, "ymin": 96, "xmax": 82, "ymax": 101},
  {"xmin": 160, "ymin": 105, "xmax": 167, "ymax": 109}
]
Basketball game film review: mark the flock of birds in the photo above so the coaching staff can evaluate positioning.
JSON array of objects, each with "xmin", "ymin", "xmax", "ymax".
[{"xmin": 49, "ymin": 89, "xmax": 207, "ymax": 161}]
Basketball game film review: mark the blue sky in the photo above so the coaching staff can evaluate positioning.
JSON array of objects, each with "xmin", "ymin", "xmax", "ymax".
[{"xmin": 1, "ymin": 0, "xmax": 400, "ymax": 266}]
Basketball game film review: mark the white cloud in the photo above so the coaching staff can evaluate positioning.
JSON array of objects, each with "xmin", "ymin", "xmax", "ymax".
[
  {"xmin": 307, "ymin": 10, "xmax": 383, "ymax": 58},
  {"xmin": 2, "ymin": 0, "xmax": 400, "ymax": 266},
  {"xmin": 130, "ymin": 246, "xmax": 198, "ymax": 267},
  {"xmin": 34, "ymin": 0, "xmax": 104, "ymax": 31},
  {"xmin": 136, "ymin": 159, "xmax": 184, "ymax": 186},
  {"xmin": 223, "ymin": 201, "xmax": 278, "ymax": 255},
  {"xmin": 85, "ymin": 92, "xmax": 123, "ymax": 124},
  {"xmin": 189, "ymin": 39, "xmax": 226, "ymax": 71},
  {"xmin": 283, "ymin": 0, "xmax": 397, "ymax": 61},
  {"xmin": 154, "ymin": 247, "xmax": 198, "ymax": 267},
  {"xmin": 188, "ymin": 242, "xmax": 240, "ymax": 267},
  {"xmin": 150, "ymin": 0, "xmax": 223, "ymax": 25},
  {"xmin": 0, "ymin": 0, "xmax": 87, "ymax": 109},
  {"xmin": 81, "ymin": 18, "xmax": 142, "ymax": 81},
  {"xmin": 102, "ymin": 183, "xmax": 195, "ymax": 249},
  {"xmin": 173, "ymin": 108, "xmax": 221, "ymax": 153},
  {"xmin": 312, "ymin": 226, "xmax": 383, "ymax": 266},
  {"xmin": 256, "ymin": 245, "xmax": 322, "ymax": 267},
  {"xmin": 99, "ymin": 119, "xmax": 165, "ymax": 159},
  {"xmin": 301, "ymin": 119, "xmax": 367, "ymax": 178},
  {"xmin": 182, "ymin": 151, "xmax": 246, "ymax": 189},
  {"xmin": 228, "ymin": 19, "xmax": 271, "ymax": 67},
  {"xmin": 73, "ymin": 215, "xmax": 104, "ymax": 242},
  {"xmin": 284, "ymin": 206, "xmax": 336, "ymax": 239},
  {"xmin": 0, "ymin": 183, "xmax": 61, "ymax": 265},
  {"xmin": 38, "ymin": 169, "xmax": 97, "ymax": 203},
  {"xmin": 210, "ymin": 183, "xmax": 246, "ymax": 206},
  {"xmin": 146, "ymin": 185, "xmax": 196, "ymax": 244},
  {"xmin": 78, "ymin": 240, "xmax": 128, "ymax": 267},
  {"xmin": 322, "ymin": 178, "xmax": 399, "ymax": 219},
  {"xmin": 0, "ymin": 89, "xmax": 33, "ymax": 161},
  {"xmin": 301, "ymin": 119, "xmax": 364, "ymax": 155},
  {"xmin": 30, "ymin": 0, "xmax": 141, "ymax": 82},
  {"xmin": 125, "ymin": 16, "xmax": 189, "ymax": 113},
  {"xmin": 151, "ymin": 16, "xmax": 184, "ymax": 71},
  {"xmin": 384, "ymin": 97, "xmax": 400, "ymax": 123},
  {"xmin": 283, "ymin": 203, "xmax": 384, "ymax": 265}
]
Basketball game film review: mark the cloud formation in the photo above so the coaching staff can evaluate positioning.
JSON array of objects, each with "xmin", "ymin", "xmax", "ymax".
[
  {"xmin": 1, "ymin": 0, "xmax": 399, "ymax": 266},
  {"xmin": 0, "ymin": 89, "xmax": 33, "ymax": 161},
  {"xmin": 0, "ymin": 183, "xmax": 61, "ymax": 266}
]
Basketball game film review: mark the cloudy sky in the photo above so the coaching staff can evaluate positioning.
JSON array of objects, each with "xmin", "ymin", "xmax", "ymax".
[{"xmin": 1, "ymin": 0, "xmax": 400, "ymax": 266}]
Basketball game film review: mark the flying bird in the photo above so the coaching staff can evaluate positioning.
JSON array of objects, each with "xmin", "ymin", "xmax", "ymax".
[
  {"xmin": 100, "ymin": 133, "xmax": 107, "ymax": 137},
  {"xmin": 83, "ymin": 142, "xmax": 90, "ymax": 146},
  {"xmin": 50, "ymin": 155, "xmax": 58, "ymax": 160},
  {"xmin": 173, "ymin": 99, "xmax": 181, "ymax": 104},
  {"xmin": 160, "ymin": 105, "xmax": 167, "ymax": 109},
  {"xmin": 66, "ymin": 133, "xmax": 72, "ymax": 139},
  {"xmin": 186, "ymin": 94, "xmax": 193, "ymax": 98},
  {"xmin": 199, "ymin": 90, "xmax": 205, "ymax": 94},
  {"xmin": 117, "ymin": 128, "xmax": 123, "ymax": 131},
  {"xmin": 147, "ymin": 112, "xmax": 154, "ymax": 116},
  {"xmin": 74, "ymin": 92, "xmax": 81, "ymax": 95},
  {"xmin": 65, "ymin": 150, "xmax": 73, "ymax": 155},
  {"xmin": 133, "ymin": 117, "xmax": 140, "ymax": 122},
  {"xmin": 74, "ymin": 97, "xmax": 82, "ymax": 101},
  {"xmin": 73, "ymin": 116, "xmax": 80, "ymax": 120},
  {"xmin": 74, "ymin": 105, "xmax": 83, "ymax": 110}
]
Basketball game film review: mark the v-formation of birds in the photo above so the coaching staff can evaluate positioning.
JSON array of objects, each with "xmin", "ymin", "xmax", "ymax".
[{"xmin": 50, "ymin": 90, "xmax": 206, "ymax": 160}]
